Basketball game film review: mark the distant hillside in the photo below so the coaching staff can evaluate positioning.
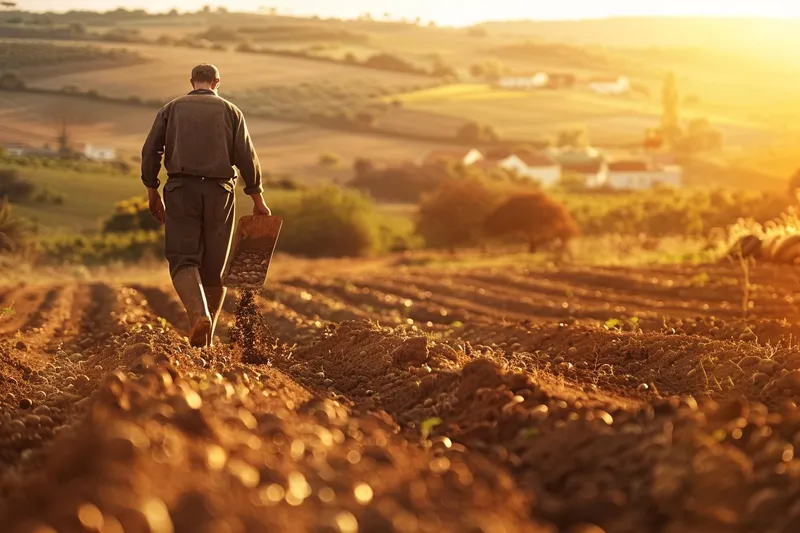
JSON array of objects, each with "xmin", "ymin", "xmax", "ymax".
[{"xmin": 477, "ymin": 17, "xmax": 800, "ymax": 57}]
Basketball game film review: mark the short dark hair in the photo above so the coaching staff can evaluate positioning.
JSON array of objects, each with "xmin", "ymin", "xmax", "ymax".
[{"xmin": 191, "ymin": 64, "xmax": 220, "ymax": 83}]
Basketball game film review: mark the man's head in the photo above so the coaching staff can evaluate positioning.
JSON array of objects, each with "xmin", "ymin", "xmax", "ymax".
[{"xmin": 190, "ymin": 64, "xmax": 220, "ymax": 91}]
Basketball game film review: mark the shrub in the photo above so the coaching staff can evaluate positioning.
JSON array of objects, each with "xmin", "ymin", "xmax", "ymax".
[
  {"xmin": 485, "ymin": 191, "xmax": 579, "ymax": 253},
  {"xmin": 0, "ymin": 168, "xmax": 36, "ymax": 202},
  {"xmin": 38, "ymin": 230, "xmax": 163, "ymax": 265},
  {"xmin": 416, "ymin": 179, "xmax": 496, "ymax": 251},
  {"xmin": 349, "ymin": 162, "xmax": 452, "ymax": 203},
  {"xmin": 102, "ymin": 197, "xmax": 163, "ymax": 233},
  {"xmin": 319, "ymin": 152, "xmax": 342, "ymax": 168},
  {"xmin": 273, "ymin": 186, "xmax": 380, "ymax": 257},
  {"xmin": 0, "ymin": 199, "xmax": 30, "ymax": 253}
]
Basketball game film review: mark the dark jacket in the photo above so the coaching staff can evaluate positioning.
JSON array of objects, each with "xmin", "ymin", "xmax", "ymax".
[{"xmin": 141, "ymin": 89, "xmax": 262, "ymax": 195}]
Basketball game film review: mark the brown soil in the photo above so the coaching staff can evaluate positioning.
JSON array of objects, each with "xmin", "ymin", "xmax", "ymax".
[{"xmin": 3, "ymin": 262, "xmax": 800, "ymax": 532}]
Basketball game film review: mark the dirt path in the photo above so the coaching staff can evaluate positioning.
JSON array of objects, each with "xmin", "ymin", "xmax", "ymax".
[{"xmin": 3, "ymin": 263, "xmax": 800, "ymax": 532}]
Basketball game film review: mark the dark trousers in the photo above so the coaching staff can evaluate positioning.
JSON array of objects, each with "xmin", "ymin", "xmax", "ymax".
[{"xmin": 164, "ymin": 176, "xmax": 236, "ymax": 286}]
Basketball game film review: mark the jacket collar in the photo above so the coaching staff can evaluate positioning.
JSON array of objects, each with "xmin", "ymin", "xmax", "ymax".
[{"xmin": 188, "ymin": 89, "xmax": 216, "ymax": 95}]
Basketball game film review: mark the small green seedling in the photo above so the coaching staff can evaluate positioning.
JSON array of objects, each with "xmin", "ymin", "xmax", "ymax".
[{"xmin": 420, "ymin": 417, "xmax": 443, "ymax": 440}]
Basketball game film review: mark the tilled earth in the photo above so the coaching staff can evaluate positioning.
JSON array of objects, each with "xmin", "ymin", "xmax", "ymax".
[{"xmin": 3, "ymin": 262, "xmax": 800, "ymax": 532}]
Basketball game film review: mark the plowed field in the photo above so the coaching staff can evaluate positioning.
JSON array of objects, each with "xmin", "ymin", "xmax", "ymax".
[{"xmin": 3, "ymin": 261, "xmax": 800, "ymax": 532}]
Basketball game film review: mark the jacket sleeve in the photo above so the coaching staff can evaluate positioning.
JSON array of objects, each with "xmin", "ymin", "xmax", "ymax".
[
  {"xmin": 141, "ymin": 106, "xmax": 168, "ymax": 189},
  {"xmin": 232, "ymin": 110, "xmax": 263, "ymax": 195}
]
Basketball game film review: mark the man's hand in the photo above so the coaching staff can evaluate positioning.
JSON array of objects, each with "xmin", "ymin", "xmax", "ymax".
[
  {"xmin": 250, "ymin": 193, "xmax": 271, "ymax": 216},
  {"xmin": 147, "ymin": 188, "xmax": 165, "ymax": 224}
]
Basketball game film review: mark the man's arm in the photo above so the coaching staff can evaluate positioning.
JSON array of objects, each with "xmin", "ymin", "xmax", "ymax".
[
  {"xmin": 141, "ymin": 107, "xmax": 168, "ymax": 223},
  {"xmin": 232, "ymin": 110, "xmax": 270, "ymax": 215}
]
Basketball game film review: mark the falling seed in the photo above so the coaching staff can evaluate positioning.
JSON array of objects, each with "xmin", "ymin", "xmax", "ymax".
[{"xmin": 336, "ymin": 511, "xmax": 358, "ymax": 533}]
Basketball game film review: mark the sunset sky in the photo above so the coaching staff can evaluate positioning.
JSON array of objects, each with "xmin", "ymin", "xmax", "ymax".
[{"xmin": 21, "ymin": 0, "xmax": 800, "ymax": 26}]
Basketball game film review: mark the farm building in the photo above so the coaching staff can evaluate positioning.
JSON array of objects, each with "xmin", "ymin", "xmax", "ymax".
[
  {"xmin": 498, "ymin": 73, "xmax": 549, "ymax": 90},
  {"xmin": 496, "ymin": 152, "xmax": 561, "ymax": 186},
  {"xmin": 588, "ymin": 76, "xmax": 630, "ymax": 95},
  {"xmin": 607, "ymin": 160, "xmax": 683, "ymax": 190},
  {"xmin": 421, "ymin": 148, "xmax": 483, "ymax": 166},
  {"xmin": 560, "ymin": 159, "xmax": 609, "ymax": 188},
  {"xmin": 78, "ymin": 143, "xmax": 116, "ymax": 161},
  {"xmin": 3, "ymin": 142, "xmax": 56, "ymax": 158}
]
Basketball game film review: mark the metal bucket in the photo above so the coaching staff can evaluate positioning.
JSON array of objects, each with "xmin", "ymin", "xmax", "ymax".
[{"xmin": 222, "ymin": 215, "xmax": 283, "ymax": 288}]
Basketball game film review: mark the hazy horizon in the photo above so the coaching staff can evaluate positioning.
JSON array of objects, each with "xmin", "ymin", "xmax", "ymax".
[{"xmin": 15, "ymin": 0, "xmax": 800, "ymax": 26}]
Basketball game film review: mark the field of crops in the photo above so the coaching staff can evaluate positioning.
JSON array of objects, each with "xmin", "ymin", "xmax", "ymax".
[
  {"xmin": 391, "ymin": 83, "xmax": 770, "ymax": 146},
  {"xmin": 24, "ymin": 40, "xmax": 431, "ymax": 101},
  {"xmin": 3, "ymin": 258, "xmax": 800, "ymax": 531}
]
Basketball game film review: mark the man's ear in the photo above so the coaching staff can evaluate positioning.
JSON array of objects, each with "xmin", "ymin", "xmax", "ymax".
[
  {"xmin": 212, "ymin": 78, "xmax": 221, "ymax": 90},
  {"xmin": 190, "ymin": 79, "xmax": 195, "ymax": 89}
]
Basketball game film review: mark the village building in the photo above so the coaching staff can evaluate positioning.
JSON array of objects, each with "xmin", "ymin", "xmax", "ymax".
[
  {"xmin": 76, "ymin": 143, "xmax": 117, "ymax": 161},
  {"xmin": 588, "ymin": 76, "xmax": 630, "ymax": 95},
  {"xmin": 497, "ymin": 72, "xmax": 549, "ymax": 90},
  {"xmin": 607, "ymin": 159, "xmax": 683, "ymax": 190},
  {"xmin": 496, "ymin": 152, "xmax": 561, "ymax": 187}
]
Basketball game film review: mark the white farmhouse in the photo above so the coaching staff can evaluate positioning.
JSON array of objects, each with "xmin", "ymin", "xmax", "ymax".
[
  {"xmin": 588, "ymin": 76, "xmax": 630, "ymax": 95},
  {"xmin": 607, "ymin": 160, "xmax": 682, "ymax": 190},
  {"xmin": 80, "ymin": 143, "xmax": 117, "ymax": 161},
  {"xmin": 498, "ymin": 73, "xmax": 549, "ymax": 90},
  {"xmin": 498, "ymin": 152, "xmax": 561, "ymax": 187}
]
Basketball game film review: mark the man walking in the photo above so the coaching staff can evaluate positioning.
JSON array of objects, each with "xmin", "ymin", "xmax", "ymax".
[{"xmin": 141, "ymin": 64, "xmax": 270, "ymax": 347}]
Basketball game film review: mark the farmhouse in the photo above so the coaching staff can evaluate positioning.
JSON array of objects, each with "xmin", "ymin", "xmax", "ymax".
[
  {"xmin": 560, "ymin": 159, "xmax": 609, "ymax": 188},
  {"xmin": 421, "ymin": 148, "xmax": 483, "ymax": 166},
  {"xmin": 497, "ymin": 152, "xmax": 561, "ymax": 187},
  {"xmin": 607, "ymin": 159, "xmax": 683, "ymax": 190},
  {"xmin": 3, "ymin": 142, "xmax": 56, "ymax": 158},
  {"xmin": 77, "ymin": 143, "xmax": 116, "ymax": 161},
  {"xmin": 498, "ymin": 73, "xmax": 549, "ymax": 90},
  {"xmin": 588, "ymin": 76, "xmax": 630, "ymax": 95}
]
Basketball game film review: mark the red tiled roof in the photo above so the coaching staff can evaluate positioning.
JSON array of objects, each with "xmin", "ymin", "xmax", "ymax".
[
  {"xmin": 517, "ymin": 152, "xmax": 557, "ymax": 167},
  {"xmin": 562, "ymin": 160, "xmax": 605, "ymax": 174},
  {"xmin": 608, "ymin": 160, "xmax": 650, "ymax": 171}
]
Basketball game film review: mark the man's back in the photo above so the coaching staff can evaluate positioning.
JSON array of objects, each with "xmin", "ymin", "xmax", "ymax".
[{"xmin": 141, "ymin": 88, "xmax": 261, "ymax": 195}]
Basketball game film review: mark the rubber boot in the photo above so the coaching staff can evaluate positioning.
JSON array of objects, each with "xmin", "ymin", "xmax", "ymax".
[
  {"xmin": 172, "ymin": 267, "xmax": 212, "ymax": 347},
  {"xmin": 204, "ymin": 286, "xmax": 227, "ymax": 347}
]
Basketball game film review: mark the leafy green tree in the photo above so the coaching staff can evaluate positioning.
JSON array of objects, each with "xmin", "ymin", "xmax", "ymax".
[{"xmin": 274, "ymin": 186, "xmax": 380, "ymax": 257}]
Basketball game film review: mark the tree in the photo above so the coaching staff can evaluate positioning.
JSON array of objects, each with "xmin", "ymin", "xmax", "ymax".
[
  {"xmin": 353, "ymin": 158, "xmax": 375, "ymax": 178},
  {"xmin": 470, "ymin": 63, "xmax": 486, "ymax": 78},
  {"xmin": 457, "ymin": 122, "xmax": 497, "ymax": 143},
  {"xmin": 661, "ymin": 71, "xmax": 681, "ymax": 146},
  {"xmin": 416, "ymin": 179, "xmax": 496, "ymax": 252},
  {"xmin": 556, "ymin": 128, "xmax": 587, "ymax": 148},
  {"xmin": 484, "ymin": 191, "xmax": 578, "ymax": 253},
  {"xmin": 275, "ymin": 186, "xmax": 380, "ymax": 257}
]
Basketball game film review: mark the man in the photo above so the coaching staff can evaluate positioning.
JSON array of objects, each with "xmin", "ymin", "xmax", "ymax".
[{"xmin": 141, "ymin": 64, "xmax": 270, "ymax": 347}]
